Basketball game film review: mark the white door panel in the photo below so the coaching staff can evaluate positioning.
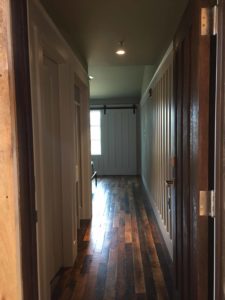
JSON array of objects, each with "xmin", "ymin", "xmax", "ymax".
[
  {"xmin": 41, "ymin": 55, "xmax": 63, "ymax": 281},
  {"xmin": 92, "ymin": 109, "xmax": 137, "ymax": 175}
]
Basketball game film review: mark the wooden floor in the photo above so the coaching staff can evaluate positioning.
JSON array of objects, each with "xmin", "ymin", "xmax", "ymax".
[{"xmin": 52, "ymin": 176, "xmax": 173, "ymax": 300}]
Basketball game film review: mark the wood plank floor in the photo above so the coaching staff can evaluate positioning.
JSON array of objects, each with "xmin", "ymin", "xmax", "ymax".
[{"xmin": 52, "ymin": 176, "xmax": 173, "ymax": 300}]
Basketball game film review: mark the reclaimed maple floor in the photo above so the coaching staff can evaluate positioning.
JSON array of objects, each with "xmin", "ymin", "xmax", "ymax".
[{"xmin": 52, "ymin": 176, "xmax": 173, "ymax": 300}]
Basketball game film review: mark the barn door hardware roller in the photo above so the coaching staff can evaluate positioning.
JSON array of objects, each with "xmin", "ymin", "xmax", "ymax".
[{"xmin": 199, "ymin": 190, "xmax": 215, "ymax": 218}]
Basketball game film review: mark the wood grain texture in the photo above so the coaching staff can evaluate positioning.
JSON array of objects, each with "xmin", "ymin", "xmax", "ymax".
[
  {"xmin": 52, "ymin": 177, "xmax": 173, "ymax": 300},
  {"xmin": 8, "ymin": 0, "xmax": 38, "ymax": 300},
  {"xmin": 215, "ymin": 1, "xmax": 225, "ymax": 299},
  {"xmin": 0, "ymin": 1, "xmax": 23, "ymax": 299},
  {"xmin": 174, "ymin": 1, "xmax": 215, "ymax": 299}
]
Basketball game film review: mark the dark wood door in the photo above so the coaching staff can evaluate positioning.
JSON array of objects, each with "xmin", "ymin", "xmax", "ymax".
[
  {"xmin": 174, "ymin": 1, "xmax": 216, "ymax": 299},
  {"xmin": 10, "ymin": 0, "xmax": 38, "ymax": 299},
  {"xmin": 215, "ymin": 0, "xmax": 225, "ymax": 299}
]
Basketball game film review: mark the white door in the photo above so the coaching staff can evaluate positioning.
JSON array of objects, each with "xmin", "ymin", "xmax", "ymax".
[
  {"xmin": 92, "ymin": 108, "xmax": 137, "ymax": 175},
  {"xmin": 39, "ymin": 55, "xmax": 63, "ymax": 285}
]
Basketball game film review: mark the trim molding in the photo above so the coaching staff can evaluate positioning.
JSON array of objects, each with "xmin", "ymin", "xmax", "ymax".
[
  {"xmin": 142, "ymin": 175, "xmax": 173, "ymax": 259},
  {"xmin": 11, "ymin": 0, "xmax": 38, "ymax": 299},
  {"xmin": 140, "ymin": 42, "xmax": 174, "ymax": 106},
  {"xmin": 28, "ymin": 0, "xmax": 89, "ymax": 86}
]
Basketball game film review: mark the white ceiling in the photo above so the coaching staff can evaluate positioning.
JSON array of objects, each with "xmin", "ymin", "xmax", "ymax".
[{"xmin": 41, "ymin": 0, "xmax": 188, "ymax": 99}]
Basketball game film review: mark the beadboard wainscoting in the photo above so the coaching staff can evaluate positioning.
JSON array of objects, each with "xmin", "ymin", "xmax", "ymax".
[{"xmin": 140, "ymin": 44, "xmax": 175, "ymax": 258}]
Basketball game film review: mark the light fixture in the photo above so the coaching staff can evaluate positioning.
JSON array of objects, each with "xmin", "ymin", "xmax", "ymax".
[
  {"xmin": 116, "ymin": 41, "xmax": 126, "ymax": 56},
  {"xmin": 89, "ymin": 75, "xmax": 94, "ymax": 80}
]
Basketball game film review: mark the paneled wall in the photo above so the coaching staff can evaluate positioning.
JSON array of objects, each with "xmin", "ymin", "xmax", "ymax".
[
  {"xmin": 141, "ymin": 45, "xmax": 175, "ymax": 257},
  {"xmin": 92, "ymin": 108, "xmax": 138, "ymax": 175},
  {"xmin": 28, "ymin": 1, "xmax": 91, "ymax": 299}
]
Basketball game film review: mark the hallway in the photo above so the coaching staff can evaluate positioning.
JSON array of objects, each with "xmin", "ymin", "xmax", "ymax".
[{"xmin": 53, "ymin": 177, "xmax": 173, "ymax": 300}]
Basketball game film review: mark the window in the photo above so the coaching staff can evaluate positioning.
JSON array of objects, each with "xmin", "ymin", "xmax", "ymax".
[{"xmin": 90, "ymin": 110, "xmax": 101, "ymax": 155}]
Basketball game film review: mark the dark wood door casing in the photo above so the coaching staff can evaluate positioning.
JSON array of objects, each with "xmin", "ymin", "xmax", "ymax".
[
  {"xmin": 174, "ymin": 0, "xmax": 215, "ymax": 299},
  {"xmin": 215, "ymin": 0, "xmax": 225, "ymax": 299},
  {"xmin": 174, "ymin": 21, "xmax": 197, "ymax": 300},
  {"xmin": 10, "ymin": 0, "xmax": 38, "ymax": 299},
  {"xmin": 8, "ymin": 0, "xmax": 219, "ymax": 299}
]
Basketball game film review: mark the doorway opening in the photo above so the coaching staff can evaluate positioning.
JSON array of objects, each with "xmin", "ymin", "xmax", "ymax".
[{"xmin": 6, "ymin": 0, "xmax": 225, "ymax": 299}]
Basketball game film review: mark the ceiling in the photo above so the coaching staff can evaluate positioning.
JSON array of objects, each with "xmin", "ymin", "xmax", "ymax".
[
  {"xmin": 89, "ymin": 65, "xmax": 144, "ymax": 99},
  {"xmin": 40, "ymin": 0, "xmax": 188, "ymax": 100}
]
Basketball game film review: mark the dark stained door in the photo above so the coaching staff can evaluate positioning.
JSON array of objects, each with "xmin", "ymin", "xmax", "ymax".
[
  {"xmin": 10, "ymin": 0, "xmax": 38, "ymax": 299},
  {"xmin": 215, "ymin": 0, "xmax": 225, "ymax": 299},
  {"xmin": 174, "ymin": 1, "xmax": 216, "ymax": 299}
]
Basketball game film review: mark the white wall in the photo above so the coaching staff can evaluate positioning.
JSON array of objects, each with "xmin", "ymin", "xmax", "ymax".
[
  {"xmin": 141, "ymin": 65, "xmax": 155, "ymax": 95},
  {"xmin": 28, "ymin": 1, "xmax": 91, "ymax": 299},
  {"xmin": 140, "ymin": 44, "xmax": 175, "ymax": 258},
  {"xmin": 91, "ymin": 107, "xmax": 138, "ymax": 175}
]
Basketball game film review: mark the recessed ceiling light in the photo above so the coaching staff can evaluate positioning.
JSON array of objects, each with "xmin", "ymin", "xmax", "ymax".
[
  {"xmin": 116, "ymin": 41, "xmax": 126, "ymax": 56},
  {"xmin": 116, "ymin": 49, "xmax": 126, "ymax": 55},
  {"xmin": 89, "ymin": 75, "xmax": 94, "ymax": 80}
]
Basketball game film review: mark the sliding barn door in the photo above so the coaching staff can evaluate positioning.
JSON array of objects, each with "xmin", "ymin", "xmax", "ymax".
[{"xmin": 92, "ymin": 108, "xmax": 137, "ymax": 175}]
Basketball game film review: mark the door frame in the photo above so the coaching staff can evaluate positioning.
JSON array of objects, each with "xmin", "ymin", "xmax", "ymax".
[
  {"xmin": 73, "ymin": 80, "xmax": 83, "ymax": 229},
  {"xmin": 75, "ymin": 75, "xmax": 92, "ymax": 220},
  {"xmin": 173, "ymin": 2, "xmax": 199, "ymax": 298},
  {"xmin": 10, "ymin": 0, "xmax": 38, "ymax": 299},
  {"xmin": 29, "ymin": 21, "xmax": 71, "ymax": 299},
  {"xmin": 28, "ymin": 2, "xmax": 92, "ymax": 298},
  {"xmin": 215, "ymin": 0, "xmax": 225, "ymax": 298},
  {"xmin": 174, "ymin": 0, "xmax": 216, "ymax": 298}
]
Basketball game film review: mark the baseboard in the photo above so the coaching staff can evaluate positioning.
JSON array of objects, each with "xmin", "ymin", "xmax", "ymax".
[
  {"xmin": 50, "ymin": 267, "xmax": 66, "ymax": 297},
  {"xmin": 142, "ymin": 175, "xmax": 173, "ymax": 259}
]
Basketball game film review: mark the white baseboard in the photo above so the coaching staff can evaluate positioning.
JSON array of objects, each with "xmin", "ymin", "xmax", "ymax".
[{"xmin": 142, "ymin": 175, "xmax": 173, "ymax": 259}]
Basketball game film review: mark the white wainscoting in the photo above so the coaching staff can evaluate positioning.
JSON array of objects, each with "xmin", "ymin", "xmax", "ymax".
[
  {"xmin": 92, "ymin": 108, "xmax": 138, "ymax": 175},
  {"xmin": 140, "ymin": 43, "xmax": 174, "ymax": 258}
]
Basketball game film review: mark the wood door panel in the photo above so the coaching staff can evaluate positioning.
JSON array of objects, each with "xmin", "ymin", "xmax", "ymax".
[
  {"xmin": 174, "ymin": 15, "xmax": 201, "ymax": 300},
  {"xmin": 215, "ymin": 1, "xmax": 225, "ymax": 298},
  {"xmin": 174, "ymin": 1, "xmax": 216, "ymax": 299},
  {"xmin": 9, "ymin": 0, "xmax": 39, "ymax": 298}
]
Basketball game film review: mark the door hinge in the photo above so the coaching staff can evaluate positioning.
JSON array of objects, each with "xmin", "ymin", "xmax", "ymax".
[
  {"xmin": 201, "ymin": 6, "xmax": 218, "ymax": 36},
  {"xmin": 199, "ymin": 190, "xmax": 215, "ymax": 218}
]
